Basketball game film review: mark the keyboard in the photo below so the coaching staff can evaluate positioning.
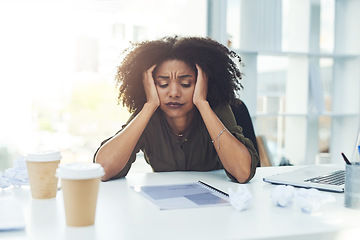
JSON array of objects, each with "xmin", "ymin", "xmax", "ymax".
[{"xmin": 305, "ymin": 170, "xmax": 345, "ymax": 186}]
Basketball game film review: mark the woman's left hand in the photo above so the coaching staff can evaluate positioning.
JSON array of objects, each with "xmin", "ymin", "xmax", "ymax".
[{"xmin": 193, "ymin": 64, "xmax": 208, "ymax": 107}]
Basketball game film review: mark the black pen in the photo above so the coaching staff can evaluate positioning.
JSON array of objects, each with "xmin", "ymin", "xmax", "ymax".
[
  {"xmin": 198, "ymin": 180, "xmax": 229, "ymax": 197},
  {"xmin": 341, "ymin": 152, "xmax": 351, "ymax": 165}
]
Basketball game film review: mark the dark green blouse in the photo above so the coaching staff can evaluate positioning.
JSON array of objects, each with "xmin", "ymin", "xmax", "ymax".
[{"xmin": 95, "ymin": 104, "xmax": 259, "ymax": 183}]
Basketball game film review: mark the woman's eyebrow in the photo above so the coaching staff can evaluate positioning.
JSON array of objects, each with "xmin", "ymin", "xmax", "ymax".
[
  {"xmin": 156, "ymin": 75, "xmax": 170, "ymax": 79},
  {"xmin": 156, "ymin": 74, "xmax": 192, "ymax": 79},
  {"xmin": 178, "ymin": 74, "xmax": 192, "ymax": 79}
]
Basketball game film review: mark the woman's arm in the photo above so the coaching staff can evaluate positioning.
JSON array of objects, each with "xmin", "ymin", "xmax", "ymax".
[
  {"xmin": 94, "ymin": 65, "xmax": 159, "ymax": 181},
  {"xmin": 193, "ymin": 65, "xmax": 252, "ymax": 183}
]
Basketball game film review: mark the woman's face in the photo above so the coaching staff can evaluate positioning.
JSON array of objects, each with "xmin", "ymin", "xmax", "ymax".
[{"xmin": 154, "ymin": 59, "xmax": 196, "ymax": 119}]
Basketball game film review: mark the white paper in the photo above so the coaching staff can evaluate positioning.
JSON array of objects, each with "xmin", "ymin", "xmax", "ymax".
[
  {"xmin": 0, "ymin": 198, "xmax": 26, "ymax": 231},
  {"xmin": 0, "ymin": 157, "xmax": 29, "ymax": 189},
  {"xmin": 270, "ymin": 185, "xmax": 295, "ymax": 207},
  {"xmin": 133, "ymin": 182, "xmax": 230, "ymax": 210},
  {"xmin": 229, "ymin": 185, "xmax": 252, "ymax": 211},
  {"xmin": 269, "ymin": 185, "xmax": 335, "ymax": 213},
  {"xmin": 295, "ymin": 188, "xmax": 335, "ymax": 213}
]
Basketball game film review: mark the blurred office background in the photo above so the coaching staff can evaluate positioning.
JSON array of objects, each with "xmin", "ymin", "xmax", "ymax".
[{"xmin": 0, "ymin": 0, "xmax": 359, "ymax": 171}]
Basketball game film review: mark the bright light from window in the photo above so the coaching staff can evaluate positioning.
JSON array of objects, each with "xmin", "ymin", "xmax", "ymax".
[{"xmin": 0, "ymin": 0, "xmax": 206, "ymax": 170}]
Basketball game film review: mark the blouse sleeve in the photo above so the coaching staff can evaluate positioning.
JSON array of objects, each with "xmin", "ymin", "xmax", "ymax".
[
  {"xmin": 214, "ymin": 105, "xmax": 260, "ymax": 183},
  {"xmin": 93, "ymin": 112, "xmax": 143, "ymax": 180}
]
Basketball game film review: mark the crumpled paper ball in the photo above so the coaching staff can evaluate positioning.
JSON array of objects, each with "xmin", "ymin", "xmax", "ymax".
[
  {"xmin": 270, "ymin": 185, "xmax": 295, "ymax": 207},
  {"xmin": 294, "ymin": 188, "xmax": 335, "ymax": 213},
  {"xmin": 0, "ymin": 171, "xmax": 11, "ymax": 189},
  {"xmin": 269, "ymin": 185, "xmax": 336, "ymax": 214},
  {"xmin": 0, "ymin": 157, "xmax": 29, "ymax": 189},
  {"xmin": 229, "ymin": 185, "xmax": 252, "ymax": 211}
]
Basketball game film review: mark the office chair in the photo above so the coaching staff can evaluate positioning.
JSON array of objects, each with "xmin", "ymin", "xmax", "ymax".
[{"xmin": 230, "ymin": 99, "xmax": 261, "ymax": 167}]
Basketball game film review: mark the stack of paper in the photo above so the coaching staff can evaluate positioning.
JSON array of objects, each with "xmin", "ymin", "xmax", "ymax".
[{"xmin": 133, "ymin": 182, "xmax": 230, "ymax": 210}]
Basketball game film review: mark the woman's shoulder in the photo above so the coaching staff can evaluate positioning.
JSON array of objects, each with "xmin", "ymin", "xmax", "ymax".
[
  {"xmin": 213, "ymin": 103, "xmax": 232, "ymax": 116},
  {"xmin": 144, "ymin": 109, "xmax": 164, "ymax": 130},
  {"xmin": 212, "ymin": 103, "xmax": 237, "ymax": 127}
]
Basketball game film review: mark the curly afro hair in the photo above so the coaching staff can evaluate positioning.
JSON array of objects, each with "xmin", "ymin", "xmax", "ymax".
[{"xmin": 115, "ymin": 36, "xmax": 243, "ymax": 113}]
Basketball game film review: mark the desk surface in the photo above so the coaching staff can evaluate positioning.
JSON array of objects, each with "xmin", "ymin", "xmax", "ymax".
[{"xmin": 1, "ymin": 166, "xmax": 360, "ymax": 240}]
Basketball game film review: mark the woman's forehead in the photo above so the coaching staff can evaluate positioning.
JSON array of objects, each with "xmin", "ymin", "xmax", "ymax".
[
  {"xmin": 156, "ymin": 60, "xmax": 194, "ymax": 74},
  {"xmin": 156, "ymin": 59, "xmax": 194, "ymax": 72}
]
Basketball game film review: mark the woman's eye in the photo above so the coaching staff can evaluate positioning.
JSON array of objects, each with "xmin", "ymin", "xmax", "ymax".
[
  {"xmin": 158, "ymin": 84, "xmax": 169, "ymax": 88},
  {"xmin": 181, "ymin": 83, "xmax": 191, "ymax": 88}
]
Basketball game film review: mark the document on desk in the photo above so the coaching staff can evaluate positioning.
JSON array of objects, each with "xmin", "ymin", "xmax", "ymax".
[
  {"xmin": 132, "ymin": 182, "xmax": 230, "ymax": 210},
  {"xmin": 0, "ymin": 198, "xmax": 26, "ymax": 231}
]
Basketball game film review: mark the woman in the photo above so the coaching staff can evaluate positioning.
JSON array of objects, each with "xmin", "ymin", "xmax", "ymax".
[{"xmin": 94, "ymin": 36, "xmax": 259, "ymax": 183}]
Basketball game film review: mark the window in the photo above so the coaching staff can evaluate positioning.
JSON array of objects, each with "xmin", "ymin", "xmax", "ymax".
[
  {"xmin": 226, "ymin": 0, "xmax": 360, "ymax": 165},
  {"xmin": 0, "ymin": 0, "xmax": 207, "ymax": 170}
]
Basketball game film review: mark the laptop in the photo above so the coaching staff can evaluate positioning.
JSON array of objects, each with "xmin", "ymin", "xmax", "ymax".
[
  {"xmin": 263, "ymin": 165, "xmax": 345, "ymax": 193},
  {"xmin": 263, "ymin": 129, "xmax": 360, "ymax": 193}
]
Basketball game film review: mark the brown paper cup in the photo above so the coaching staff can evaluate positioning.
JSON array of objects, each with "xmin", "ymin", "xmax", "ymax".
[
  {"xmin": 56, "ymin": 163, "xmax": 104, "ymax": 227},
  {"xmin": 26, "ymin": 160, "xmax": 60, "ymax": 199},
  {"xmin": 61, "ymin": 178, "xmax": 100, "ymax": 227}
]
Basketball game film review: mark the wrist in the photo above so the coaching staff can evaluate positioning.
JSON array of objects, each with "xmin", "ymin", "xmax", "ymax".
[
  {"xmin": 143, "ymin": 102, "xmax": 159, "ymax": 114},
  {"xmin": 194, "ymin": 100, "xmax": 210, "ymax": 111}
]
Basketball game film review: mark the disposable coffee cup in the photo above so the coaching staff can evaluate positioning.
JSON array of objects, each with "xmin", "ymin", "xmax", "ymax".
[
  {"xmin": 344, "ymin": 162, "xmax": 360, "ymax": 209},
  {"xmin": 26, "ymin": 151, "xmax": 62, "ymax": 199},
  {"xmin": 56, "ymin": 163, "xmax": 104, "ymax": 227}
]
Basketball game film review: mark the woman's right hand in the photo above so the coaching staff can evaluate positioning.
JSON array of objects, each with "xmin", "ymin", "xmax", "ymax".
[{"xmin": 143, "ymin": 65, "xmax": 160, "ymax": 108}]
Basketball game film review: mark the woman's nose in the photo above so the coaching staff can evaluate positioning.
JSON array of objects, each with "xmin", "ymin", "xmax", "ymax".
[{"xmin": 169, "ymin": 83, "xmax": 180, "ymax": 97}]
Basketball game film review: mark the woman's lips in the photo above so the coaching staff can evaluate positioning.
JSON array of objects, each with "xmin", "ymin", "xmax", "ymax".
[{"xmin": 166, "ymin": 102, "xmax": 184, "ymax": 109}]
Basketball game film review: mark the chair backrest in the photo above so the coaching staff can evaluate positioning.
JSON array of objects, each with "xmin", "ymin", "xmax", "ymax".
[
  {"xmin": 230, "ymin": 100, "xmax": 259, "ymax": 153},
  {"xmin": 256, "ymin": 135, "xmax": 273, "ymax": 167},
  {"xmin": 230, "ymin": 99, "xmax": 260, "ymax": 166}
]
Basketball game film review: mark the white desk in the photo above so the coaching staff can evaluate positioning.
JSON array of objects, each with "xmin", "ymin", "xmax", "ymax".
[{"xmin": 1, "ymin": 166, "xmax": 360, "ymax": 240}]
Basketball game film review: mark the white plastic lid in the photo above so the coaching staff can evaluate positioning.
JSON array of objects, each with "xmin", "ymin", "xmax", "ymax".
[
  {"xmin": 56, "ymin": 163, "xmax": 105, "ymax": 180},
  {"xmin": 26, "ymin": 151, "xmax": 62, "ymax": 162}
]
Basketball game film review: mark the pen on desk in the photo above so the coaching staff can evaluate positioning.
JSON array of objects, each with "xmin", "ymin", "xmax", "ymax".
[
  {"xmin": 198, "ymin": 180, "xmax": 229, "ymax": 197},
  {"xmin": 341, "ymin": 152, "xmax": 351, "ymax": 165}
]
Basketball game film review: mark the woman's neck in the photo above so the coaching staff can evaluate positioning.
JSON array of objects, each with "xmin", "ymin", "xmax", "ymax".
[{"xmin": 165, "ymin": 109, "xmax": 195, "ymax": 136}]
